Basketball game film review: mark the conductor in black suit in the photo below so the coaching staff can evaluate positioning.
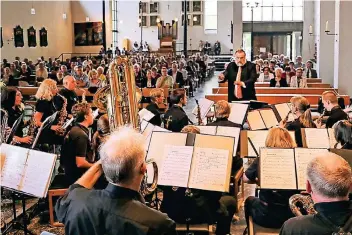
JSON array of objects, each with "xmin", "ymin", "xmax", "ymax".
[{"xmin": 218, "ymin": 49, "xmax": 257, "ymax": 102}]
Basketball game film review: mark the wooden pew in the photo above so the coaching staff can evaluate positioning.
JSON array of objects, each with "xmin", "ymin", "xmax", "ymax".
[
  {"xmin": 205, "ymin": 94, "xmax": 350, "ymax": 106},
  {"xmin": 212, "ymin": 87, "xmax": 338, "ymax": 95},
  {"xmin": 219, "ymin": 83, "xmax": 331, "ymax": 88}
]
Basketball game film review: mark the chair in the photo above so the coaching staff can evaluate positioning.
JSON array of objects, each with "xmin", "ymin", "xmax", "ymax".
[
  {"xmin": 248, "ymin": 216, "xmax": 280, "ymax": 235},
  {"xmin": 48, "ymin": 188, "xmax": 67, "ymax": 227},
  {"xmin": 176, "ymin": 223, "xmax": 214, "ymax": 234}
]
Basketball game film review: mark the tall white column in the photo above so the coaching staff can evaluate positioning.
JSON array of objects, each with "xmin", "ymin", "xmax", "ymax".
[
  {"xmin": 233, "ymin": 0, "xmax": 243, "ymax": 53},
  {"xmin": 318, "ymin": 1, "xmax": 335, "ymax": 85},
  {"xmin": 301, "ymin": 1, "xmax": 315, "ymax": 62},
  {"xmin": 334, "ymin": 0, "xmax": 352, "ymax": 95}
]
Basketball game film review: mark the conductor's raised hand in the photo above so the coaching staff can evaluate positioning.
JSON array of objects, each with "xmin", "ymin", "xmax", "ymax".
[{"xmin": 218, "ymin": 73, "xmax": 225, "ymax": 81}]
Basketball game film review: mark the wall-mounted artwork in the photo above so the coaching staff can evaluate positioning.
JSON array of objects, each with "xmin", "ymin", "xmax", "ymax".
[
  {"xmin": 40, "ymin": 27, "xmax": 48, "ymax": 47},
  {"xmin": 27, "ymin": 26, "xmax": 37, "ymax": 47},
  {"xmin": 14, "ymin": 25, "xmax": 24, "ymax": 47},
  {"xmin": 1, "ymin": 27, "xmax": 3, "ymax": 48},
  {"xmin": 74, "ymin": 22, "xmax": 103, "ymax": 46}
]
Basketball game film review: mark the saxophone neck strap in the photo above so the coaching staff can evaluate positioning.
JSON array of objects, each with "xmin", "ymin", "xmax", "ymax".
[{"xmin": 316, "ymin": 211, "xmax": 352, "ymax": 233}]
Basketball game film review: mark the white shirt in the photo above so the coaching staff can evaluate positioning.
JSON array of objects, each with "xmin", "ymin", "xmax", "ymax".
[{"xmin": 258, "ymin": 73, "xmax": 274, "ymax": 82}]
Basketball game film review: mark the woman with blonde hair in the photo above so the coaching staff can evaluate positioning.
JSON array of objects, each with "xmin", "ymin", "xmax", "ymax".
[
  {"xmin": 34, "ymin": 79, "xmax": 63, "ymax": 143},
  {"xmin": 87, "ymin": 69, "xmax": 102, "ymax": 88},
  {"xmin": 243, "ymin": 127, "xmax": 298, "ymax": 230},
  {"xmin": 96, "ymin": 66, "xmax": 107, "ymax": 86},
  {"xmin": 280, "ymin": 96, "xmax": 316, "ymax": 147}
]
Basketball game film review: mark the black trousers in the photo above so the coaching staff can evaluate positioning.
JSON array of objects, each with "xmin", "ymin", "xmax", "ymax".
[{"xmin": 244, "ymin": 196, "xmax": 292, "ymax": 229}]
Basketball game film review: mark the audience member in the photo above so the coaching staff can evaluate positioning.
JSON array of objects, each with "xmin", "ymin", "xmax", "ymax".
[
  {"xmin": 290, "ymin": 68, "xmax": 307, "ymax": 88},
  {"xmin": 270, "ymin": 68, "xmax": 288, "ymax": 87},
  {"xmin": 258, "ymin": 67, "xmax": 274, "ymax": 82},
  {"xmin": 74, "ymin": 65, "xmax": 89, "ymax": 87},
  {"xmin": 305, "ymin": 60, "xmax": 317, "ymax": 78},
  {"xmin": 156, "ymin": 66, "xmax": 173, "ymax": 88}
]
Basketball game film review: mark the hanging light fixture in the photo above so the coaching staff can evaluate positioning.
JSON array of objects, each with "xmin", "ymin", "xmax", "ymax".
[
  {"xmin": 156, "ymin": 17, "xmax": 161, "ymax": 23},
  {"xmin": 193, "ymin": 16, "xmax": 197, "ymax": 21},
  {"xmin": 86, "ymin": 16, "xmax": 90, "ymax": 22},
  {"xmin": 138, "ymin": 18, "xmax": 142, "ymax": 23},
  {"xmin": 174, "ymin": 17, "xmax": 178, "ymax": 22},
  {"xmin": 31, "ymin": 1, "xmax": 35, "ymax": 15},
  {"xmin": 62, "ymin": 13, "xmax": 67, "ymax": 19}
]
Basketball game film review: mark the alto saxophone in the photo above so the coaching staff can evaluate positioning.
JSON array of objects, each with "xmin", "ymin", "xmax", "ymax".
[{"xmin": 55, "ymin": 94, "xmax": 68, "ymax": 136}]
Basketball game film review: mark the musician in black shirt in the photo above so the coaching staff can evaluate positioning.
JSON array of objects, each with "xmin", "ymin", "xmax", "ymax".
[
  {"xmin": 280, "ymin": 153, "xmax": 352, "ymax": 235},
  {"xmin": 61, "ymin": 102, "xmax": 94, "ymax": 185},
  {"xmin": 56, "ymin": 127, "xmax": 176, "ymax": 235},
  {"xmin": 280, "ymin": 96, "xmax": 316, "ymax": 147},
  {"xmin": 59, "ymin": 75, "xmax": 78, "ymax": 115},
  {"xmin": 244, "ymin": 127, "xmax": 298, "ymax": 229},
  {"xmin": 316, "ymin": 91, "xmax": 348, "ymax": 128},
  {"xmin": 164, "ymin": 88, "xmax": 190, "ymax": 132},
  {"xmin": 207, "ymin": 100, "xmax": 242, "ymax": 128},
  {"xmin": 146, "ymin": 88, "xmax": 164, "ymax": 126},
  {"xmin": 333, "ymin": 120, "xmax": 352, "ymax": 149}
]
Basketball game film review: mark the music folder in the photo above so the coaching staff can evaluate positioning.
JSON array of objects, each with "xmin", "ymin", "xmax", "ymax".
[
  {"xmin": 6, "ymin": 113, "xmax": 24, "ymax": 144},
  {"xmin": 141, "ymin": 121, "xmax": 170, "ymax": 150},
  {"xmin": 301, "ymin": 128, "xmax": 336, "ymax": 149},
  {"xmin": 0, "ymin": 144, "xmax": 57, "ymax": 198},
  {"xmin": 146, "ymin": 132, "xmax": 234, "ymax": 192},
  {"xmin": 240, "ymin": 130, "xmax": 296, "ymax": 158},
  {"xmin": 246, "ymin": 108, "xmax": 279, "ymax": 130},
  {"xmin": 228, "ymin": 103, "xmax": 249, "ymax": 126},
  {"xmin": 271, "ymin": 103, "xmax": 295, "ymax": 122},
  {"xmin": 259, "ymin": 148, "xmax": 328, "ymax": 190},
  {"xmin": 196, "ymin": 125, "xmax": 240, "ymax": 155},
  {"xmin": 192, "ymin": 98, "xmax": 214, "ymax": 120}
]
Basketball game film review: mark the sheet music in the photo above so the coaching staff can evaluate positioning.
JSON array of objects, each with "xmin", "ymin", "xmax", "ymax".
[
  {"xmin": 188, "ymin": 147, "xmax": 229, "ymax": 192},
  {"xmin": 274, "ymin": 103, "xmax": 291, "ymax": 121},
  {"xmin": 260, "ymin": 148, "xmax": 296, "ymax": 189},
  {"xmin": 197, "ymin": 126, "xmax": 217, "ymax": 135},
  {"xmin": 216, "ymin": 126, "xmax": 241, "ymax": 155},
  {"xmin": 247, "ymin": 131, "xmax": 269, "ymax": 157},
  {"xmin": 228, "ymin": 103, "xmax": 249, "ymax": 125},
  {"xmin": 260, "ymin": 109, "xmax": 279, "ymax": 128},
  {"xmin": 327, "ymin": 128, "xmax": 340, "ymax": 149},
  {"xmin": 304, "ymin": 128, "xmax": 330, "ymax": 148},
  {"xmin": 295, "ymin": 148, "xmax": 328, "ymax": 190},
  {"xmin": 158, "ymin": 145, "xmax": 194, "ymax": 187},
  {"xmin": 153, "ymin": 126, "xmax": 171, "ymax": 133},
  {"xmin": 192, "ymin": 98, "xmax": 214, "ymax": 120},
  {"xmin": 139, "ymin": 108, "xmax": 155, "ymax": 122},
  {"xmin": 21, "ymin": 150, "xmax": 57, "ymax": 197},
  {"xmin": 142, "ymin": 123, "xmax": 155, "ymax": 150},
  {"xmin": 247, "ymin": 111, "xmax": 266, "ymax": 130},
  {"xmin": 140, "ymin": 120, "xmax": 149, "ymax": 133},
  {"xmin": 0, "ymin": 144, "xmax": 28, "ymax": 189}
]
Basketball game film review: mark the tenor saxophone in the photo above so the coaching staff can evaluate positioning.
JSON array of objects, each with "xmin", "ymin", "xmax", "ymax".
[
  {"xmin": 55, "ymin": 94, "xmax": 68, "ymax": 136},
  {"xmin": 0, "ymin": 108, "xmax": 9, "ymax": 143}
]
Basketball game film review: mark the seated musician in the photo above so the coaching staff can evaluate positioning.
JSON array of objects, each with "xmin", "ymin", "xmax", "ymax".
[
  {"xmin": 60, "ymin": 102, "xmax": 94, "ymax": 185},
  {"xmin": 270, "ymin": 68, "xmax": 288, "ymax": 87},
  {"xmin": 146, "ymin": 88, "xmax": 164, "ymax": 126},
  {"xmin": 34, "ymin": 79, "xmax": 65, "ymax": 144},
  {"xmin": 2, "ymin": 88, "xmax": 32, "ymax": 145},
  {"xmin": 55, "ymin": 127, "xmax": 177, "ymax": 235},
  {"xmin": 290, "ymin": 68, "xmax": 307, "ymax": 88},
  {"xmin": 156, "ymin": 66, "xmax": 173, "ymax": 88},
  {"xmin": 164, "ymin": 88, "xmax": 189, "ymax": 132},
  {"xmin": 207, "ymin": 100, "xmax": 242, "ymax": 128},
  {"xmin": 333, "ymin": 120, "xmax": 352, "ymax": 149},
  {"xmin": 160, "ymin": 125, "xmax": 237, "ymax": 235},
  {"xmin": 244, "ymin": 127, "xmax": 299, "ymax": 230},
  {"xmin": 92, "ymin": 114, "xmax": 110, "ymax": 161},
  {"xmin": 280, "ymin": 96, "xmax": 316, "ymax": 147},
  {"xmin": 141, "ymin": 69, "xmax": 156, "ymax": 88},
  {"xmin": 280, "ymin": 153, "xmax": 352, "ymax": 234},
  {"xmin": 59, "ymin": 75, "xmax": 78, "ymax": 115},
  {"xmin": 315, "ymin": 91, "xmax": 348, "ymax": 128},
  {"xmin": 168, "ymin": 62, "xmax": 185, "ymax": 88}
]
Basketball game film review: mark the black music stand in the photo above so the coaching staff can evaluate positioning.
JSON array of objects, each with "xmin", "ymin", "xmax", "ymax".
[
  {"xmin": 232, "ymin": 100, "xmax": 269, "ymax": 110},
  {"xmin": 6, "ymin": 113, "xmax": 24, "ymax": 144},
  {"xmin": 31, "ymin": 112, "xmax": 58, "ymax": 149}
]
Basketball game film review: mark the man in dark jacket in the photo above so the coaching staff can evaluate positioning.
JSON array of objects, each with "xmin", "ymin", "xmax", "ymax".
[{"xmin": 218, "ymin": 49, "xmax": 257, "ymax": 102}]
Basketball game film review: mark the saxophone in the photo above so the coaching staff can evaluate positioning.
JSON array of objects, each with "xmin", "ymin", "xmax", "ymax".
[
  {"xmin": 55, "ymin": 94, "xmax": 68, "ymax": 136},
  {"xmin": 93, "ymin": 56, "xmax": 157, "ymax": 196},
  {"xmin": 289, "ymin": 193, "xmax": 317, "ymax": 216},
  {"xmin": 26, "ymin": 104, "xmax": 38, "ymax": 144},
  {"xmin": 195, "ymin": 99, "xmax": 203, "ymax": 125},
  {"xmin": 0, "ymin": 109, "xmax": 9, "ymax": 143}
]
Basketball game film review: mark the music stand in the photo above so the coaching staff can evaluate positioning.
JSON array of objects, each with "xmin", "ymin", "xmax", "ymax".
[
  {"xmin": 6, "ymin": 113, "xmax": 24, "ymax": 144},
  {"xmin": 31, "ymin": 112, "xmax": 58, "ymax": 149},
  {"xmin": 232, "ymin": 100, "xmax": 269, "ymax": 110}
]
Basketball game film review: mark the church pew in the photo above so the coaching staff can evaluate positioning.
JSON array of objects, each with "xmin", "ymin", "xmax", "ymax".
[
  {"xmin": 212, "ymin": 87, "xmax": 338, "ymax": 95},
  {"xmin": 205, "ymin": 94, "xmax": 350, "ymax": 106},
  {"xmin": 219, "ymin": 83, "xmax": 330, "ymax": 88}
]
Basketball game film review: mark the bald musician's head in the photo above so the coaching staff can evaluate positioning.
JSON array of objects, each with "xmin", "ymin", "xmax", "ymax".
[
  {"xmin": 322, "ymin": 91, "xmax": 338, "ymax": 111},
  {"xmin": 307, "ymin": 153, "xmax": 352, "ymax": 202},
  {"xmin": 99, "ymin": 127, "xmax": 147, "ymax": 189},
  {"xmin": 63, "ymin": 75, "xmax": 76, "ymax": 91}
]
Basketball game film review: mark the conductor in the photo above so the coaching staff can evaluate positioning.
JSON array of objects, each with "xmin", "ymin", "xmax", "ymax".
[{"xmin": 218, "ymin": 49, "xmax": 257, "ymax": 102}]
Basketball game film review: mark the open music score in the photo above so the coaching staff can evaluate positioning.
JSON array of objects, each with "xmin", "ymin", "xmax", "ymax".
[
  {"xmin": 241, "ymin": 130, "xmax": 296, "ymax": 158},
  {"xmin": 302, "ymin": 128, "xmax": 336, "ymax": 149},
  {"xmin": 139, "ymin": 108, "xmax": 155, "ymax": 122},
  {"xmin": 228, "ymin": 103, "xmax": 249, "ymax": 125},
  {"xmin": 191, "ymin": 98, "xmax": 214, "ymax": 120},
  {"xmin": 141, "ymin": 121, "xmax": 170, "ymax": 150},
  {"xmin": 259, "ymin": 148, "xmax": 328, "ymax": 190},
  {"xmin": 196, "ymin": 126, "xmax": 240, "ymax": 155},
  {"xmin": 147, "ymin": 132, "xmax": 234, "ymax": 192},
  {"xmin": 247, "ymin": 111, "xmax": 266, "ymax": 130},
  {"xmin": 272, "ymin": 103, "xmax": 295, "ymax": 122},
  {"xmin": 0, "ymin": 144, "xmax": 57, "ymax": 198}
]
